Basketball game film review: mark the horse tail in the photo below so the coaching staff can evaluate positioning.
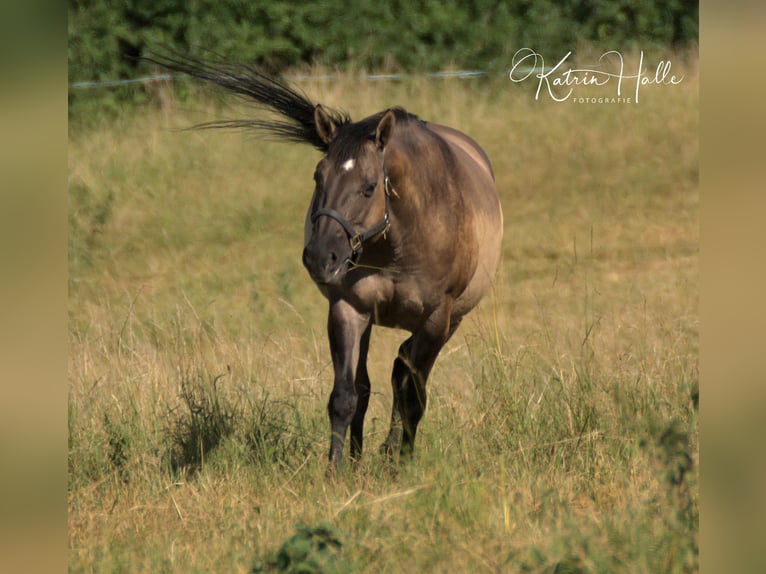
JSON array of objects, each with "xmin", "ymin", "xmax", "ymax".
[{"xmin": 143, "ymin": 50, "xmax": 349, "ymax": 152}]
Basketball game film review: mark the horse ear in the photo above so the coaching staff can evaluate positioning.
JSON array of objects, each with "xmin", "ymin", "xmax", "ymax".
[
  {"xmin": 314, "ymin": 104, "xmax": 337, "ymax": 144},
  {"xmin": 375, "ymin": 109, "xmax": 396, "ymax": 151}
]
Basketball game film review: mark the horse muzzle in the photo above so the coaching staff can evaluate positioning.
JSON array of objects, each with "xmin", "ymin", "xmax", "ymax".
[{"xmin": 302, "ymin": 237, "xmax": 352, "ymax": 286}]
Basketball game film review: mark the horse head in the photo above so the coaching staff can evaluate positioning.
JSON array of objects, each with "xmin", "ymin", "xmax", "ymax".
[{"xmin": 302, "ymin": 106, "xmax": 397, "ymax": 286}]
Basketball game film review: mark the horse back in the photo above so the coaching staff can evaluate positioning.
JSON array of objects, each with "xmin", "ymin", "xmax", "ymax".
[{"xmin": 425, "ymin": 122, "xmax": 495, "ymax": 182}]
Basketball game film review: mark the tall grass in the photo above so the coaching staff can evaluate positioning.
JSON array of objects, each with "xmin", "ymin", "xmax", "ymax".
[{"xmin": 69, "ymin": 56, "xmax": 698, "ymax": 572}]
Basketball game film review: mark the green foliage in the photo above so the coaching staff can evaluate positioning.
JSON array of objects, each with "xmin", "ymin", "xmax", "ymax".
[
  {"xmin": 252, "ymin": 523, "xmax": 347, "ymax": 574},
  {"xmin": 68, "ymin": 0, "xmax": 697, "ymax": 121}
]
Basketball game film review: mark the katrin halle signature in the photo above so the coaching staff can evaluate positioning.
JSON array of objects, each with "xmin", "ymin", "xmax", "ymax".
[{"xmin": 509, "ymin": 48, "xmax": 684, "ymax": 103}]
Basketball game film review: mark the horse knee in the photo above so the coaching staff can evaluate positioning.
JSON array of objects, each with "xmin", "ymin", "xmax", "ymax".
[
  {"xmin": 404, "ymin": 384, "xmax": 427, "ymax": 419},
  {"xmin": 328, "ymin": 389, "xmax": 357, "ymax": 423},
  {"xmin": 393, "ymin": 365, "xmax": 425, "ymax": 424}
]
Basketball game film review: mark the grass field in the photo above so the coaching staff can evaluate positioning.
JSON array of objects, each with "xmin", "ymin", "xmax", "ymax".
[{"xmin": 68, "ymin": 56, "xmax": 698, "ymax": 573}]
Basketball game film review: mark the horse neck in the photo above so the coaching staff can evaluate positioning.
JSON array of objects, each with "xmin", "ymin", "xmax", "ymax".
[
  {"xmin": 382, "ymin": 127, "xmax": 464, "ymax": 254},
  {"xmin": 386, "ymin": 125, "xmax": 457, "ymax": 212}
]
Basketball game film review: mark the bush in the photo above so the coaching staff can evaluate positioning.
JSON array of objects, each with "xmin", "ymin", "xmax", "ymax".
[{"xmin": 68, "ymin": 0, "xmax": 698, "ymax": 121}]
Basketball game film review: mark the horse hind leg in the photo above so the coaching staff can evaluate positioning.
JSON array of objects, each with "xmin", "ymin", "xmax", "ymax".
[
  {"xmin": 380, "ymin": 336, "xmax": 441, "ymax": 459},
  {"xmin": 379, "ymin": 338, "xmax": 412, "ymax": 460},
  {"xmin": 399, "ymin": 349, "xmax": 437, "ymax": 457},
  {"xmin": 381, "ymin": 314, "xmax": 463, "ymax": 460}
]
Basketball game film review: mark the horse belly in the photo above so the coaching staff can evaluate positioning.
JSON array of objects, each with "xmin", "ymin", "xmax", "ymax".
[{"xmin": 453, "ymin": 201, "xmax": 503, "ymax": 319}]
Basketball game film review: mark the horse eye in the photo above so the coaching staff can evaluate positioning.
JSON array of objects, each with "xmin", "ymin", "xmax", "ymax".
[{"xmin": 362, "ymin": 183, "xmax": 376, "ymax": 198}]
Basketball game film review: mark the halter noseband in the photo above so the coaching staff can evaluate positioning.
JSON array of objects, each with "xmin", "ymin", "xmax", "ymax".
[{"xmin": 310, "ymin": 174, "xmax": 394, "ymax": 264}]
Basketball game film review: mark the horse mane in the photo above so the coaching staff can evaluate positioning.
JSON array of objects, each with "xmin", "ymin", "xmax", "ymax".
[
  {"xmin": 143, "ymin": 51, "xmax": 351, "ymax": 152},
  {"xmin": 324, "ymin": 107, "xmax": 423, "ymax": 166}
]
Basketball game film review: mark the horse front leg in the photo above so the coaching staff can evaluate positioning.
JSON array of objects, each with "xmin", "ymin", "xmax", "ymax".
[
  {"xmin": 349, "ymin": 324, "xmax": 372, "ymax": 462},
  {"xmin": 327, "ymin": 299, "xmax": 370, "ymax": 471}
]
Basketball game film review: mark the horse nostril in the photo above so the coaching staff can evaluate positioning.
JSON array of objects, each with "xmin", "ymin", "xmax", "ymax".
[{"xmin": 328, "ymin": 251, "xmax": 338, "ymax": 264}]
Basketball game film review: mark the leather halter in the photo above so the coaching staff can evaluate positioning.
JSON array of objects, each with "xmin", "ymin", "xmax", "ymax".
[{"xmin": 310, "ymin": 174, "xmax": 393, "ymax": 264}]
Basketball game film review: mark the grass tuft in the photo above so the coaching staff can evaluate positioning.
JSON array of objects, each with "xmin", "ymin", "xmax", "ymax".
[{"xmin": 168, "ymin": 368, "xmax": 239, "ymax": 474}]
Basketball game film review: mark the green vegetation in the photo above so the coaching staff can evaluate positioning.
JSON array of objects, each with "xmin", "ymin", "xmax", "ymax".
[
  {"xmin": 68, "ymin": 56, "xmax": 698, "ymax": 572},
  {"xmin": 68, "ymin": 1, "xmax": 698, "ymax": 120}
]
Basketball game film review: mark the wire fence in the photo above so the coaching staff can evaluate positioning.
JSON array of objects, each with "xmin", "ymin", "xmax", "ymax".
[
  {"xmin": 69, "ymin": 68, "xmax": 554, "ymax": 90},
  {"xmin": 70, "ymin": 74, "xmax": 180, "ymax": 89}
]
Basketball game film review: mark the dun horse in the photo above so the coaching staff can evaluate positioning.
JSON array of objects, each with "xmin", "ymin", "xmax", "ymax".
[{"xmin": 150, "ymin": 55, "xmax": 503, "ymax": 469}]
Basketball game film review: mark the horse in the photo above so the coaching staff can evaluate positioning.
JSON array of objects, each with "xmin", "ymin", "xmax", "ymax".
[{"xmin": 148, "ymin": 54, "xmax": 504, "ymax": 470}]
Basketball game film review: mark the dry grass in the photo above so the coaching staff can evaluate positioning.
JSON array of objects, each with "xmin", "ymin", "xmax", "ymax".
[{"xmin": 69, "ymin": 56, "xmax": 698, "ymax": 573}]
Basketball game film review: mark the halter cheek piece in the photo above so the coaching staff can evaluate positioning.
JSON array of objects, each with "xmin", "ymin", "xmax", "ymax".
[{"xmin": 310, "ymin": 174, "xmax": 394, "ymax": 265}]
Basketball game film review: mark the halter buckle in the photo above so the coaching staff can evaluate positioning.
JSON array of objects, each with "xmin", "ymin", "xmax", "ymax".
[{"xmin": 349, "ymin": 234, "xmax": 363, "ymax": 253}]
